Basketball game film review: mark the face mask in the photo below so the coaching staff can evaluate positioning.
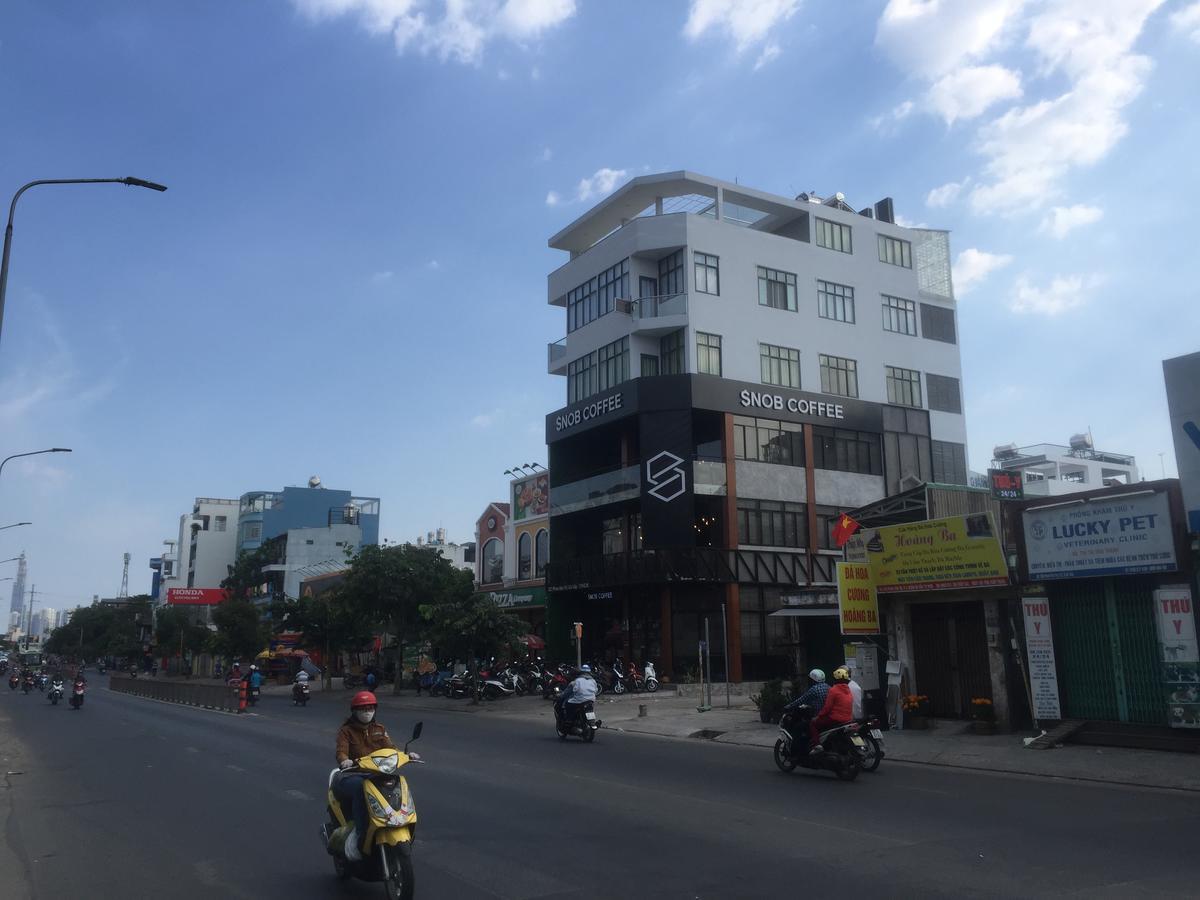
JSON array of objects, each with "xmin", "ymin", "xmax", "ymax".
[{"xmin": 354, "ymin": 709, "xmax": 375, "ymax": 724}]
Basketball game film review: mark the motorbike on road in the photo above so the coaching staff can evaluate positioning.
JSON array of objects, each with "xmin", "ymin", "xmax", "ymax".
[
  {"xmin": 642, "ymin": 661, "xmax": 660, "ymax": 693},
  {"xmin": 22, "ymin": 674, "xmax": 34, "ymax": 694},
  {"xmin": 8, "ymin": 673, "xmax": 18, "ymax": 691},
  {"xmin": 70, "ymin": 679, "xmax": 86, "ymax": 710},
  {"xmin": 293, "ymin": 680, "xmax": 311, "ymax": 707},
  {"xmin": 773, "ymin": 706, "xmax": 864, "ymax": 781},
  {"xmin": 555, "ymin": 700, "xmax": 601, "ymax": 742},
  {"xmin": 321, "ymin": 722, "xmax": 424, "ymax": 900},
  {"xmin": 857, "ymin": 717, "xmax": 885, "ymax": 772},
  {"xmin": 48, "ymin": 678, "xmax": 65, "ymax": 705}
]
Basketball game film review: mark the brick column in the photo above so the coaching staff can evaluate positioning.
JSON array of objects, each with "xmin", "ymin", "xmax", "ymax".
[{"xmin": 723, "ymin": 412, "xmax": 743, "ymax": 682}]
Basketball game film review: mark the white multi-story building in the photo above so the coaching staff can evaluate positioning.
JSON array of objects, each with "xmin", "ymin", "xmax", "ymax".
[
  {"xmin": 262, "ymin": 523, "xmax": 363, "ymax": 599},
  {"xmin": 186, "ymin": 498, "xmax": 240, "ymax": 589},
  {"xmin": 413, "ymin": 528, "xmax": 475, "ymax": 572},
  {"xmin": 543, "ymin": 171, "xmax": 968, "ymax": 681},
  {"xmin": 991, "ymin": 437, "xmax": 1139, "ymax": 497}
]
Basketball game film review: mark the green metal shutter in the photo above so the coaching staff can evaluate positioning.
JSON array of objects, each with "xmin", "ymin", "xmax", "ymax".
[
  {"xmin": 1049, "ymin": 582, "xmax": 1119, "ymax": 721},
  {"xmin": 1113, "ymin": 579, "xmax": 1165, "ymax": 726}
]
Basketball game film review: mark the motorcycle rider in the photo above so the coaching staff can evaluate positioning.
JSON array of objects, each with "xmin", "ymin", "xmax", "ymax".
[
  {"xmin": 293, "ymin": 668, "xmax": 310, "ymax": 702},
  {"xmin": 334, "ymin": 691, "xmax": 395, "ymax": 862},
  {"xmin": 556, "ymin": 664, "xmax": 599, "ymax": 726},
  {"xmin": 809, "ymin": 666, "xmax": 854, "ymax": 754}
]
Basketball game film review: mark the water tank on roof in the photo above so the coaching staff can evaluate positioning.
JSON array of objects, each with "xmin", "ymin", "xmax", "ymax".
[
  {"xmin": 1069, "ymin": 433, "xmax": 1093, "ymax": 452},
  {"xmin": 994, "ymin": 443, "xmax": 1019, "ymax": 459}
]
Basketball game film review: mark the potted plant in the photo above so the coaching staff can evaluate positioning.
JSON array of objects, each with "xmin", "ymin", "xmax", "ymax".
[
  {"xmin": 970, "ymin": 697, "xmax": 996, "ymax": 734},
  {"xmin": 902, "ymin": 694, "xmax": 931, "ymax": 729},
  {"xmin": 752, "ymin": 678, "xmax": 787, "ymax": 724}
]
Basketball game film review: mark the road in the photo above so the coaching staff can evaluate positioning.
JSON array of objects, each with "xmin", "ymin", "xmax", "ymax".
[{"xmin": 2, "ymin": 682, "xmax": 1199, "ymax": 899}]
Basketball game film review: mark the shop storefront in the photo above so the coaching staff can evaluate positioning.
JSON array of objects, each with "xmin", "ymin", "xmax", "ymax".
[{"xmin": 1016, "ymin": 481, "xmax": 1197, "ymax": 735}]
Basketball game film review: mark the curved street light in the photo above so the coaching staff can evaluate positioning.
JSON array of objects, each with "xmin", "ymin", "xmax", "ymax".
[
  {"xmin": 0, "ymin": 522, "xmax": 31, "ymax": 531},
  {"xmin": 0, "ymin": 177, "xmax": 168, "ymax": 349},
  {"xmin": 0, "ymin": 448, "xmax": 72, "ymax": 484},
  {"xmin": 0, "ymin": 557, "xmax": 20, "ymax": 565}
]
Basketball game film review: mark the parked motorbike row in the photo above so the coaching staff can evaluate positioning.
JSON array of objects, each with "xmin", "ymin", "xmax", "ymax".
[
  {"xmin": 7, "ymin": 670, "xmax": 86, "ymax": 709},
  {"xmin": 427, "ymin": 657, "xmax": 660, "ymax": 702}
]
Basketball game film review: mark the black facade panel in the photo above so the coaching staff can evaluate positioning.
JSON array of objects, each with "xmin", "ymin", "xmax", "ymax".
[{"xmin": 638, "ymin": 408, "xmax": 696, "ymax": 548}]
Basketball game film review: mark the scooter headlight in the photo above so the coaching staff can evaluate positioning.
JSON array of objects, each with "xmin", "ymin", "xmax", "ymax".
[{"xmin": 370, "ymin": 752, "xmax": 399, "ymax": 774}]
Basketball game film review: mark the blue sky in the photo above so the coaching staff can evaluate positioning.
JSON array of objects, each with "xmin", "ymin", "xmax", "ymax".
[{"xmin": 1, "ymin": 0, "xmax": 1197, "ymax": 609}]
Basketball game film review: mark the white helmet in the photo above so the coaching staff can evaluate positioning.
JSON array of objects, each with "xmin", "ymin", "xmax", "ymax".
[
  {"xmin": 808, "ymin": 668, "xmax": 826, "ymax": 683},
  {"xmin": 580, "ymin": 664, "xmax": 591, "ymax": 673}
]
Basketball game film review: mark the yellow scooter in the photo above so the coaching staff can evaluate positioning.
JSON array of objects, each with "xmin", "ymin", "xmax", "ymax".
[{"xmin": 322, "ymin": 721, "xmax": 423, "ymax": 899}]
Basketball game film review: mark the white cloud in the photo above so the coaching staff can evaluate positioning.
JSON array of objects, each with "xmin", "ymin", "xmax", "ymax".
[
  {"xmin": 545, "ymin": 190, "xmax": 560, "ymax": 206},
  {"xmin": 893, "ymin": 213, "xmax": 929, "ymax": 229},
  {"xmin": 470, "ymin": 408, "xmax": 502, "ymax": 428},
  {"xmin": 684, "ymin": 0, "xmax": 801, "ymax": 53},
  {"xmin": 927, "ymin": 64, "xmax": 1022, "ymax": 124},
  {"xmin": 753, "ymin": 43, "xmax": 781, "ymax": 71},
  {"xmin": 875, "ymin": 0, "xmax": 1026, "ymax": 78},
  {"xmin": 1038, "ymin": 203, "xmax": 1103, "ymax": 239},
  {"xmin": 426, "ymin": 258, "xmax": 441, "ymax": 270},
  {"xmin": 574, "ymin": 167, "xmax": 627, "ymax": 203},
  {"xmin": 370, "ymin": 270, "xmax": 394, "ymax": 283},
  {"xmin": 540, "ymin": 146, "xmax": 552, "ymax": 162},
  {"xmin": 1170, "ymin": 2, "xmax": 1200, "ymax": 43},
  {"xmin": 1010, "ymin": 273, "xmax": 1101, "ymax": 315},
  {"xmin": 291, "ymin": 0, "xmax": 576, "ymax": 65},
  {"xmin": 925, "ymin": 178, "xmax": 968, "ymax": 208},
  {"xmin": 968, "ymin": 1, "xmax": 1165, "ymax": 214},
  {"xmin": 952, "ymin": 248, "xmax": 1013, "ymax": 296},
  {"xmin": 869, "ymin": 99, "xmax": 914, "ymax": 133}
]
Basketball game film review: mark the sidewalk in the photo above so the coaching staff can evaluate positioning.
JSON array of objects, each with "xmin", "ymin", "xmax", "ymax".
[{"xmin": 377, "ymin": 691, "xmax": 1200, "ymax": 793}]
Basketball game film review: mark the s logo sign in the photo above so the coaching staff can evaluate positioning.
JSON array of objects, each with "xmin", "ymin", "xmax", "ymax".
[{"xmin": 646, "ymin": 451, "xmax": 687, "ymax": 503}]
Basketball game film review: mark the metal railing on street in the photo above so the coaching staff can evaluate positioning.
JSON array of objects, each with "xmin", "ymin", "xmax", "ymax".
[{"xmin": 107, "ymin": 674, "xmax": 240, "ymax": 712}]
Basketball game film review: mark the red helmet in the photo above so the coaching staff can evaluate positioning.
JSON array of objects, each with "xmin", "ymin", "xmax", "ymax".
[{"xmin": 351, "ymin": 691, "xmax": 378, "ymax": 709}]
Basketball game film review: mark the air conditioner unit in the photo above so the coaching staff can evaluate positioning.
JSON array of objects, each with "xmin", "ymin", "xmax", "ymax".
[
  {"xmin": 899, "ymin": 475, "xmax": 923, "ymax": 492},
  {"xmin": 615, "ymin": 298, "xmax": 633, "ymax": 314}
]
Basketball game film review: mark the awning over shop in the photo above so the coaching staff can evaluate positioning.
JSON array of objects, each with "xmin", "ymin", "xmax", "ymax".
[{"xmin": 768, "ymin": 608, "xmax": 839, "ymax": 618}]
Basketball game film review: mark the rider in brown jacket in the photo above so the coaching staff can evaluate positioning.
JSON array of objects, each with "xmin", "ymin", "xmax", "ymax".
[{"xmin": 333, "ymin": 691, "xmax": 395, "ymax": 860}]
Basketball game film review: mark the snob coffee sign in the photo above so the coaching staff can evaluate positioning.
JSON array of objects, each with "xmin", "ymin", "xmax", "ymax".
[
  {"xmin": 553, "ymin": 391, "xmax": 625, "ymax": 434},
  {"xmin": 739, "ymin": 389, "xmax": 847, "ymax": 421},
  {"xmin": 1023, "ymin": 490, "xmax": 1177, "ymax": 581}
]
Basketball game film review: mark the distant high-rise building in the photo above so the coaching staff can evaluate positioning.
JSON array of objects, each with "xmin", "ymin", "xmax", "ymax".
[{"xmin": 8, "ymin": 552, "xmax": 26, "ymax": 619}]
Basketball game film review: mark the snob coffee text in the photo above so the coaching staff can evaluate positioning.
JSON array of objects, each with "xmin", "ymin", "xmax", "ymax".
[
  {"xmin": 555, "ymin": 391, "xmax": 624, "ymax": 433},
  {"xmin": 739, "ymin": 389, "xmax": 845, "ymax": 420}
]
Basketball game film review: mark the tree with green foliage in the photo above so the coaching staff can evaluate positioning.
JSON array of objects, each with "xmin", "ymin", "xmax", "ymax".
[
  {"xmin": 44, "ymin": 595, "xmax": 155, "ymax": 666},
  {"xmin": 420, "ymin": 580, "xmax": 524, "ymax": 703},
  {"xmin": 210, "ymin": 597, "xmax": 269, "ymax": 664},
  {"xmin": 154, "ymin": 606, "xmax": 211, "ymax": 661},
  {"xmin": 221, "ymin": 544, "xmax": 274, "ymax": 602},
  {"xmin": 269, "ymin": 588, "xmax": 375, "ymax": 689},
  {"xmin": 340, "ymin": 544, "xmax": 465, "ymax": 694}
]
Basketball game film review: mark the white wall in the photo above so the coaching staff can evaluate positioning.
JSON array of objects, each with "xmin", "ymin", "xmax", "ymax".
[
  {"xmin": 281, "ymin": 524, "xmax": 362, "ymax": 598},
  {"xmin": 188, "ymin": 501, "xmax": 240, "ymax": 589}
]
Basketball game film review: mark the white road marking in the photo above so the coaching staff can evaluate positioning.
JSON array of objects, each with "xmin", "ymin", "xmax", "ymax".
[
  {"xmin": 225, "ymin": 764, "xmax": 245, "ymax": 773},
  {"xmin": 284, "ymin": 789, "xmax": 309, "ymax": 800}
]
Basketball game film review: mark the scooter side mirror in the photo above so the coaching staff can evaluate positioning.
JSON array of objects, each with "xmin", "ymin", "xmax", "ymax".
[{"xmin": 404, "ymin": 721, "xmax": 423, "ymax": 753}]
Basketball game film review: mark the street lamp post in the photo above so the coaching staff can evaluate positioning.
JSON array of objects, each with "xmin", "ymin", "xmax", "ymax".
[
  {"xmin": 0, "ymin": 522, "xmax": 31, "ymax": 531},
  {"xmin": 0, "ymin": 177, "xmax": 167, "ymax": 350},
  {"xmin": 0, "ymin": 448, "xmax": 72, "ymax": 485}
]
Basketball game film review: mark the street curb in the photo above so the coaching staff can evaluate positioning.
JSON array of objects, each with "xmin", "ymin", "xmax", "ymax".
[{"xmin": 603, "ymin": 724, "xmax": 1200, "ymax": 794}]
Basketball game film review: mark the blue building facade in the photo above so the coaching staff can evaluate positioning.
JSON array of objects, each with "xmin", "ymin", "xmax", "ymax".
[{"xmin": 237, "ymin": 483, "xmax": 380, "ymax": 553}]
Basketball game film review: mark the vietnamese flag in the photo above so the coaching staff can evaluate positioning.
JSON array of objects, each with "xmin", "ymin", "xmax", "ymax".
[{"xmin": 832, "ymin": 513, "xmax": 861, "ymax": 548}]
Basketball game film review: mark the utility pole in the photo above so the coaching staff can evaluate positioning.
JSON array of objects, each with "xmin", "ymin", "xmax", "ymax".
[{"xmin": 119, "ymin": 552, "xmax": 130, "ymax": 598}]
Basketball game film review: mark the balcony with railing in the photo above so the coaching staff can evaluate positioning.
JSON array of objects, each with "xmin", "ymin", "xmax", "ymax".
[
  {"xmin": 548, "ymin": 337, "xmax": 568, "ymax": 374},
  {"xmin": 549, "ymin": 465, "xmax": 640, "ymax": 517}
]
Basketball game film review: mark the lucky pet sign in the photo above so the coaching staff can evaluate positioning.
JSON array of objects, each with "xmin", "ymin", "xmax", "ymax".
[{"xmin": 1023, "ymin": 491, "xmax": 1177, "ymax": 581}]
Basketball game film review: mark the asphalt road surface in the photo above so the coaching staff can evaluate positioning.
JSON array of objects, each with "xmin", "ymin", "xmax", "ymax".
[{"xmin": 3, "ymin": 682, "xmax": 1199, "ymax": 899}]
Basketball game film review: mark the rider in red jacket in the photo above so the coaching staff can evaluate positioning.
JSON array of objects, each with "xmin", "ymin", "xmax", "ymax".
[{"xmin": 810, "ymin": 666, "xmax": 854, "ymax": 752}]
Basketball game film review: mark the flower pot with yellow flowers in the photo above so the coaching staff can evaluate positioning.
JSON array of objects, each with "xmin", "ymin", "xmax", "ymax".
[
  {"xmin": 902, "ymin": 694, "xmax": 931, "ymax": 729},
  {"xmin": 970, "ymin": 697, "xmax": 996, "ymax": 734}
]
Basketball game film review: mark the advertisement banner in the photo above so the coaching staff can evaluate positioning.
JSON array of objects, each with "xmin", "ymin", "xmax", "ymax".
[
  {"xmin": 638, "ymin": 409, "xmax": 695, "ymax": 548},
  {"xmin": 1154, "ymin": 587, "xmax": 1200, "ymax": 729},
  {"xmin": 484, "ymin": 587, "xmax": 547, "ymax": 609},
  {"xmin": 836, "ymin": 561, "xmax": 880, "ymax": 635},
  {"xmin": 512, "ymin": 473, "xmax": 549, "ymax": 521},
  {"xmin": 1163, "ymin": 352, "xmax": 1200, "ymax": 533},
  {"xmin": 1020, "ymin": 597, "xmax": 1062, "ymax": 721},
  {"xmin": 167, "ymin": 587, "xmax": 228, "ymax": 605},
  {"xmin": 1023, "ymin": 491, "xmax": 1176, "ymax": 581},
  {"xmin": 845, "ymin": 513, "xmax": 1008, "ymax": 593}
]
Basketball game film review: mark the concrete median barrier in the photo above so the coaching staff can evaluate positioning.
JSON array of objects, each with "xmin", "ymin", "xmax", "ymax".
[{"xmin": 107, "ymin": 675, "xmax": 240, "ymax": 712}]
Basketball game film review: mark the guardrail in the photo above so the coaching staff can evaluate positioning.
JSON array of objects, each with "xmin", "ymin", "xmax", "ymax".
[{"xmin": 108, "ymin": 674, "xmax": 240, "ymax": 712}]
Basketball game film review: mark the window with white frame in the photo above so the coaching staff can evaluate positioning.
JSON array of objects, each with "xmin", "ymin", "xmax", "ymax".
[
  {"xmin": 815, "ymin": 217, "xmax": 852, "ymax": 253},
  {"xmin": 817, "ymin": 280, "xmax": 855, "ymax": 323},
  {"xmin": 882, "ymin": 295, "xmax": 917, "ymax": 335},
  {"xmin": 757, "ymin": 266, "xmax": 797, "ymax": 311},
  {"xmin": 760, "ymin": 343, "xmax": 800, "ymax": 388},
  {"xmin": 886, "ymin": 365, "xmax": 922, "ymax": 407},
  {"xmin": 878, "ymin": 234, "xmax": 912, "ymax": 268},
  {"xmin": 696, "ymin": 332, "xmax": 722, "ymax": 376},
  {"xmin": 693, "ymin": 252, "xmax": 719, "ymax": 295},
  {"xmin": 819, "ymin": 354, "xmax": 859, "ymax": 398}
]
